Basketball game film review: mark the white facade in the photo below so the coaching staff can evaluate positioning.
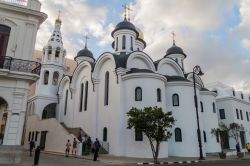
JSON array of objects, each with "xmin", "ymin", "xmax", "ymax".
[{"xmin": 0, "ymin": 0, "xmax": 46, "ymax": 146}]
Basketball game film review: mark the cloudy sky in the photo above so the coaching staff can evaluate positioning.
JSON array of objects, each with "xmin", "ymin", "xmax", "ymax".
[{"xmin": 35, "ymin": 0, "xmax": 250, "ymax": 92}]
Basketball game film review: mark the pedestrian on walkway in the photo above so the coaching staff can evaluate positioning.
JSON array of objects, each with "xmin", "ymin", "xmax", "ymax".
[
  {"xmin": 33, "ymin": 146, "xmax": 41, "ymax": 166},
  {"xmin": 246, "ymin": 143, "xmax": 250, "ymax": 153},
  {"xmin": 82, "ymin": 134, "xmax": 87, "ymax": 155},
  {"xmin": 236, "ymin": 142, "xmax": 241, "ymax": 153},
  {"xmin": 93, "ymin": 138, "xmax": 100, "ymax": 161},
  {"xmin": 29, "ymin": 140, "xmax": 35, "ymax": 157},
  {"xmin": 72, "ymin": 138, "xmax": 77, "ymax": 156},
  {"xmin": 65, "ymin": 139, "xmax": 71, "ymax": 157}
]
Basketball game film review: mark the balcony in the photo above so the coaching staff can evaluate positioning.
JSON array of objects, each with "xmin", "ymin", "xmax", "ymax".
[{"xmin": 0, "ymin": 56, "xmax": 41, "ymax": 75}]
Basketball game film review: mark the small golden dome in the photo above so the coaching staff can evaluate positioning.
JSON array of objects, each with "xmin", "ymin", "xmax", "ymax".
[
  {"xmin": 55, "ymin": 15, "xmax": 61, "ymax": 24},
  {"xmin": 136, "ymin": 27, "xmax": 144, "ymax": 40}
]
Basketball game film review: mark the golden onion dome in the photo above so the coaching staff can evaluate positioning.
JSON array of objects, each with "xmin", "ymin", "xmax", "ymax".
[
  {"xmin": 136, "ymin": 27, "xmax": 144, "ymax": 40},
  {"xmin": 55, "ymin": 15, "xmax": 62, "ymax": 24}
]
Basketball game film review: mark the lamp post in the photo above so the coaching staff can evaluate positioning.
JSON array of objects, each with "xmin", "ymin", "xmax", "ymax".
[{"xmin": 192, "ymin": 65, "xmax": 205, "ymax": 160}]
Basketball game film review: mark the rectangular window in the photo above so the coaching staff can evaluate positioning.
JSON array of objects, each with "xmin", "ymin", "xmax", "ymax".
[
  {"xmin": 135, "ymin": 129, "xmax": 143, "ymax": 141},
  {"xmin": 28, "ymin": 132, "xmax": 31, "ymax": 141},
  {"xmin": 236, "ymin": 109, "xmax": 239, "ymax": 119},
  {"xmin": 219, "ymin": 109, "xmax": 226, "ymax": 119},
  {"xmin": 246, "ymin": 112, "xmax": 249, "ymax": 121},
  {"xmin": 240, "ymin": 110, "xmax": 243, "ymax": 120},
  {"xmin": 64, "ymin": 90, "xmax": 68, "ymax": 115}
]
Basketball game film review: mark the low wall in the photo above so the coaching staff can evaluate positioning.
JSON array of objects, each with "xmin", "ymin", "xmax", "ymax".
[{"xmin": 0, "ymin": 145, "xmax": 23, "ymax": 164}]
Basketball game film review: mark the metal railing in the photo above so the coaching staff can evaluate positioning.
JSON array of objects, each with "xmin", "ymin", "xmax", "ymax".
[
  {"xmin": 0, "ymin": 0, "xmax": 28, "ymax": 6},
  {"xmin": 0, "ymin": 56, "xmax": 41, "ymax": 75}
]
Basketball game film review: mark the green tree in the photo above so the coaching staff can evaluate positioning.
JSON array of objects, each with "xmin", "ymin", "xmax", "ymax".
[
  {"xmin": 127, "ymin": 106, "xmax": 175, "ymax": 163},
  {"xmin": 211, "ymin": 122, "xmax": 229, "ymax": 154}
]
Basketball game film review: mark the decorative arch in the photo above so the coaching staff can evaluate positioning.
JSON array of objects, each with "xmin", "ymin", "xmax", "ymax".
[
  {"xmin": 44, "ymin": 70, "xmax": 49, "ymax": 85},
  {"xmin": 58, "ymin": 75, "xmax": 71, "ymax": 96},
  {"xmin": 126, "ymin": 52, "xmax": 156, "ymax": 71},
  {"xmin": 42, "ymin": 103, "xmax": 57, "ymax": 119},
  {"xmin": 156, "ymin": 58, "xmax": 184, "ymax": 77}
]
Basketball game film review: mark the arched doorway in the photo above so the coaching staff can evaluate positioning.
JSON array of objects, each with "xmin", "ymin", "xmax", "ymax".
[
  {"xmin": 42, "ymin": 103, "xmax": 56, "ymax": 119},
  {"xmin": 0, "ymin": 97, "xmax": 8, "ymax": 145}
]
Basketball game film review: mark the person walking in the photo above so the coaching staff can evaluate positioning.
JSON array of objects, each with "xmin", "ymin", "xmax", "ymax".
[
  {"xmin": 65, "ymin": 139, "xmax": 71, "ymax": 157},
  {"xmin": 33, "ymin": 146, "xmax": 41, "ymax": 166},
  {"xmin": 82, "ymin": 134, "xmax": 87, "ymax": 155},
  {"xmin": 93, "ymin": 138, "xmax": 100, "ymax": 161},
  {"xmin": 29, "ymin": 140, "xmax": 35, "ymax": 157},
  {"xmin": 236, "ymin": 142, "xmax": 241, "ymax": 153},
  {"xmin": 72, "ymin": 138, "xmax": 77, "ymax": 156}
]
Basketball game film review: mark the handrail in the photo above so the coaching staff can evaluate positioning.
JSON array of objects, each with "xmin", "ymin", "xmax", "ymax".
[{"xmin": 0, "ymin": 56, "xmax": 41, "ymax": 75}]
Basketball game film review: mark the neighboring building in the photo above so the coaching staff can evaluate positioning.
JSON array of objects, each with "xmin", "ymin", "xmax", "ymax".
[
  {"xmin": 0, "ymin": 0, "xmax": 46, "ymax": 146},
  {"xmin": 24, "ymin": 14, "xmax": 223, "ymax": 158},
  {"xmin": 207, "ymin": 82, "xmax": 250, "ymax": 150}
]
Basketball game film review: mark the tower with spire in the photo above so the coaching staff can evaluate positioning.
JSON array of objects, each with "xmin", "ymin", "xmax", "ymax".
[{"xmin": 35, "ymin": 13, "xmax": 66, "ymax": 102}]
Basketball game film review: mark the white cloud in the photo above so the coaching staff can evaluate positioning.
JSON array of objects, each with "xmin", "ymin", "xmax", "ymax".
[
  {"xmin": 36, "ymin": 0, "xmax": 108, "ymax": 59},
  {"xmin": 241, "ymin": 38, "xmax": 250, "ymax": 49}
]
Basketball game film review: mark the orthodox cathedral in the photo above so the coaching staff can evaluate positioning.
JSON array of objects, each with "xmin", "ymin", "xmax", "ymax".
[{"xmin": 24, "ymin": 12, "xmax": 250, "ymax": 158}]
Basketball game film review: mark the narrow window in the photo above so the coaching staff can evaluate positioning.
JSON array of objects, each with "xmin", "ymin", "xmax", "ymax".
[
  {"xmin": 200, "ymin": 101, "xmax": 204, "ymax": 112},
  {"xmin": 122, "ymin": 35, "xmax": 126, "ymax": 49},
  {"xmin": 115, "ymin": 37, "xmax": 118, "ymax": 51},
  {"xmin": 104, "ymin": 72, "xmax": 109, "ymax": 105},
  {"xmin": 175, "ymin": 128, "xmax": 182, "ymax": 142},
  {"xmin": 172, "ymin": 94, "xmax": 179, "ymax": 106},
  {"xmin": 236, "ymin": 109, "xmax": 239, "ymax": 119},
  {"xmin": 219, "ymin": 109, "xmax": 225, "ymax": 119},
  {"xmin": 48, "ymin": 46, "xmax": 52, "ymax": 55},
  {"xmin": 35, "ymin": 131, "xmax": 39, "ymax": 141},
  {"xmin": 216, "ymin": 132, "xmax": 219, "ymax": 143},
  {"xmin": 157, "ymin": 88, "xmax": 161, "ymax": 102},
  {"xmin": 103, "ymin": 127, "xmax": 107, "ymax": 142},
  {"xmin": 130, "ymin": 36, "xmax": 133, "ymax": 51},
  {"xmin": 233, "ymin": 90, "xmax": 235, "ymax": 96},
  {"xmin": 28, "ymin": 132, "xmax": 31, "ymax": 141},
  {"xmin": 135, "ymin": 87, "xmax": 142, "ymax": 101},
  {"xmin": 52, "ymin": 71, "xmax": 59, "ymax": 85},
  {"xmin": 249, "ymin": 97, "xmax": 250, "ymax": 101},
  {"xmin": 84, "ymin": 81, "xmax": 88, "ymax": 111},
  {"xmin": 213, "ymin": 102, "xmax": 216, "ymax": 113},
  {"xmin": 0, "ymin": 25, "xmax": 11, "ymax": 58},
  {"xmin": 240, "ymin": 110, "xmax": 243, "ymax": 120},
  {"xmin": 246, "ymin": 112, "xmax": 249, "ymax": 121},
  {"xmin": 44, "ymin": 71, "xmax": 49, "ymax": 85},
  {"xmin": 241, "ymin": 93, "xmax": 244, "ymax": 99},
  {"xmin": 135, "ymin": 128, "xmax": 143, "ymax": 141},
  {"xmin": 55, "ymin": 47, "xmax": 60, "ymax": 60},
  {"xmin": 79, "ymin": 83, "xmax": 84, "ymax": 112},
  {"xmin": 203, "ymin": 131, "xmax": 207, "ymax": 143},
  {"xmin": 64, "ymin": 90, "xmax": 68, "ymax": 115},
  {"xmin": 32, "ymin": 132, "xmax": 34, "ymax": 141}
]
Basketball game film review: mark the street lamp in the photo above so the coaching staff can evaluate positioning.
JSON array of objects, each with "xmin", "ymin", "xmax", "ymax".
[{"xmin": 192, "ymin": 65, "xmax": 205, "ymax": 160}]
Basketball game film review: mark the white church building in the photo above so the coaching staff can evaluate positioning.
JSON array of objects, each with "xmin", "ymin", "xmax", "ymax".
[{"xmin": 22, "ymin": 11, "xmax": 250, "ymax": 158}]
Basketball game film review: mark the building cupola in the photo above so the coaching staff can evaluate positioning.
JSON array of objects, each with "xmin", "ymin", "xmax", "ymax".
[
  {"xmin": 42, "ymin": 12, "xmax": 66, "ymax": 66},
  {"xmin": 74, "ymin": 35, "xmax": 95, "ymax": 64},
  {"xmin": 164, "ymin": 32, "xmax": 186, "ymax": 70}
]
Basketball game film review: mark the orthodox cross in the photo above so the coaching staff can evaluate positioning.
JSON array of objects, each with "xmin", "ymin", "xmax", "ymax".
[
  {"xmin": 126, "ymin": 4, "xmax": 132, "ymax": 22},
  {"xmin": 84, "ymin": 35, "xmax": 89, "ymax": 48},
  {"xmin": 172, "ymin": 31, "xmax": 176, "ymax": 45},
  {"xmin": 122, "ymin": 4, "xmax": 127, "ymax": 20}
]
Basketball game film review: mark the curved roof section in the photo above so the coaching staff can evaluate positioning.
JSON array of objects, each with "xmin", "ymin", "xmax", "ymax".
[
  {"xmin": 165, "ymin": 43, "xmax": 187, "ymax": 58},
  {"xmin": 111, "ymin": 19, "xmax": 139, "ymax": 37},
  {"xmin": 75, "ymin": 47, "xmax": 94, "ymax": 59},
  {"xmin": 165, "ymin": 75, "xmax": 190, "ymax": 82}
]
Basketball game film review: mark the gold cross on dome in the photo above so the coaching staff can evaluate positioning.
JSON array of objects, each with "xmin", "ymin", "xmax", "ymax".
[
  {"xmin": 172, "ymin": 31, "xmax": 176, "ymax": 45},
  {"xmin": 126, "ymin": 4, "xmax": 132, "ymax": 22},
  {"xmin": 84, "ymin": 35, "xmax": 89, "ymax": 48},
  {"xmin": 122, "ymin": 4, "xmax": 127, "ymax": 20}
]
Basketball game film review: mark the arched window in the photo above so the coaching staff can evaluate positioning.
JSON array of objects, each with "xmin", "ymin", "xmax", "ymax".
[
  {"xmin": 135, "ymin": 87, "xmax": 142, "ymax": 101},
  {"xmin": 157, "ymin": 88, "xmax": 161, "ymax": 102},
  {"xmin": 122, "ymin": 35, "xmax": 126, "ymax": 49},
  {"xmin": 48, "ymin": 46, "xmax": 52, "ymax": 55},
  {"xmin": 213, "ymin": 102, "xmax": 216, "ymax": 113},
  {"xmin": 103, "ymin": 127, "xmax": 107, "ymax": 142},
  {"xmin": 44, "ymin": 71, "xmax": 49, "ymax": 85},
  {"xmin": 135, "ymin": 128, "xmax": 143, "ymax": 141},
  {"xmin": 130, "ymin": 36, "xmax": 133, "ymax": 51},
  {"xmin": 200, "ymin": 101, "xmax": 204, "ymax": 112},
  {"xmin": 175, "ymin": 128, "xmax": 182, "ymax": 142},
  {"xmin": 172, "ymin": 94, "xmax": 179, "ymax": 106},
  {"xmin": 0, "ymin": 25, "xmax": 11, "ymax": 58},
  {"xmin": 64, "ymin": 90, "xmax": 68, "ymax": 115},
  {"xmin": 232, "ymin": 90, "xmax": 235, "ymax": 96},
  {"xmin": 104, "ymin": 72, "xmax": 109, "ymax": 105},
  {"xmin": 241, "ymin": 93, "xmax": 244, "ymax": 99},
  {"xmin": 203, "ymin": 131, "xmax": 207, "ymax": 142},
  {"xmin": 84, "ymin": 81, "xmax": 88, "ymax": 111},
  {"xmin": 55, "ymin": 47, "xmax": 60, "ymax": 60},
  {"xmin": 79, "ymin": 83, "xmax": 84, "ymax": 112},
  {"xmin": 115, "ymin": 37, "xmax": 118, "ymax": 51},
  {"xmin": 52, "ymin": 71, "xmax": 59, "ymax": 85}
]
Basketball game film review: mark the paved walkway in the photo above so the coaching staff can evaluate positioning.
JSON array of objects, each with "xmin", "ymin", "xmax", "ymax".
[{"xmin": 13, "ymin": 151, "xmax": 250, "ymax": 166}]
